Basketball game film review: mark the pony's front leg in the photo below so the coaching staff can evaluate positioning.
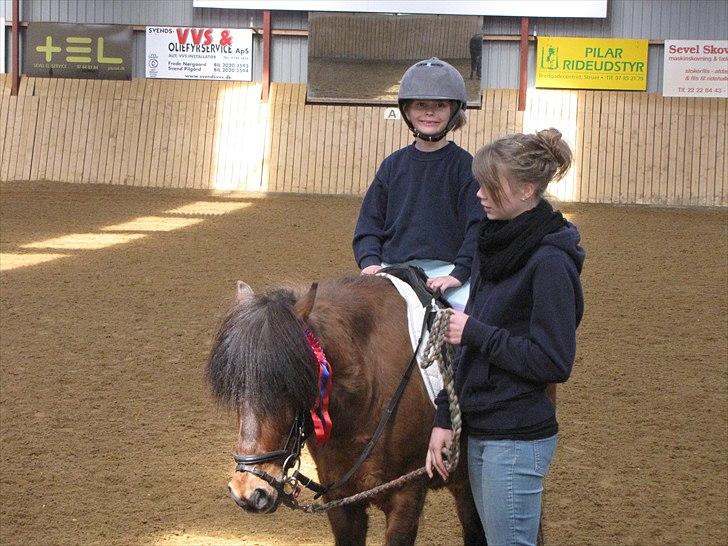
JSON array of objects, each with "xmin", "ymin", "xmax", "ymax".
[
  {"xmin": 381, "ymin": 485, "xmax": 428, "ymax": 546},
  {"xmin": 326, "ymin": 503, "xmax": 368, "ymax": 546}
]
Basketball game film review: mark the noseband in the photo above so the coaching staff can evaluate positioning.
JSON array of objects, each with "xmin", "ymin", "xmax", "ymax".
[{"xmin": 233, "ymin": 409, "xmax": 321, "ymax": 511}]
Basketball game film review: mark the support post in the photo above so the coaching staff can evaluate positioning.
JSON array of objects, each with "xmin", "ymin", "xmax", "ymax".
[
  {"xmin": 11, "ymin": 0, "xmax": 20, "ymax": 96},
  {"xmin": 518, "ymin": 17, "xmax": 529, "ymax": 112},
  {"xmin": 262, "ymin": 10, "xmax": 271, "ymax": 102}
]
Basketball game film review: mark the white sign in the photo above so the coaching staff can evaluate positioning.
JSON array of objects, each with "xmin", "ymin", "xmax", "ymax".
[
  {"xmin": 384, "ymin": 107, "xmax": 401, "ymax": 120},
  {"xmin": 193, "ymin": 0, "xmax": 607, "ymax": 18},
  {"xmin": 663, "ymin": 40, "xmax": 728, "ymax": 98},
  {"xmin": 145, "ymin": 26, "xmax": 253, "ymax": 81}
]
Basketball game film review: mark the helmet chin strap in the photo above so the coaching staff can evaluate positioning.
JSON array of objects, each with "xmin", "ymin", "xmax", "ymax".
[{"xmin": 412, "ymin": 129, "xmax": 447, "ymax": 142}]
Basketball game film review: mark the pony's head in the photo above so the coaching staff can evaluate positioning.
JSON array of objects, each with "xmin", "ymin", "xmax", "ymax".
[{"xmin": 207, "ymin": 281, "xmax": 319, "ymax": 512}]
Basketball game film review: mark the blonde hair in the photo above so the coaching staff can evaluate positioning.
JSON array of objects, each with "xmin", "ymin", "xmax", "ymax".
[{"xmin": 472, "ymin": 128, "xmax": 571, "ymax": 206}]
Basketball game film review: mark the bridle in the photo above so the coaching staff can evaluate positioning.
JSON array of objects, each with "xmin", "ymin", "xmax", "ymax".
[
  {"xmin": 233, "ymin": 409, "xmax": 324, "ymax": 511},
  {"xmin": 232, "ymin": 324, "xmax": 334, "ymax": 512},
  {"xmin": 232, "ymin": 348, "xmax": 430, "ymax": 511}
]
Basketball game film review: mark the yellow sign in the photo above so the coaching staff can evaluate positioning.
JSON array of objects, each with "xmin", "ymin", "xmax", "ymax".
[{"xmin": 536, "ymin": 36, "xmax": 648, "ymax": 90}]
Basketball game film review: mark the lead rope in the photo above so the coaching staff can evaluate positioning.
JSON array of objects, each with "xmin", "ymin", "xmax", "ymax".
[
  {"xmin": 297, "ymin": 304, "xmax": 461, "ymax": 514},
  {"xmin": 420, "ymin": 305, "xmax": 461, "ymax": 472}
]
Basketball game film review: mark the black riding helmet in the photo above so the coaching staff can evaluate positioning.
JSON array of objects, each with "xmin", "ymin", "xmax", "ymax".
[{"xmin": 397, "ymin": 58, "xmax": 467, "ymax": 142}]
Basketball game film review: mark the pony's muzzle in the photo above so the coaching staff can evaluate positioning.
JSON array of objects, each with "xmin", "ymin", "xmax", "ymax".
[{"xmin": 228, "ymin": 482, "xmax": 277, "ymax": 513}]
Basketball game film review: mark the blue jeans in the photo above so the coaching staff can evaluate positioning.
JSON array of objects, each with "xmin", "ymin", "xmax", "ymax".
[{"xmin": 467, "ymin": 434, "xmax": 558, "ymax": 546}]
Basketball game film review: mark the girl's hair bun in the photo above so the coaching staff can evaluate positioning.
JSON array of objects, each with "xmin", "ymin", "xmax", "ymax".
[{"xmin": 535, "ymin": 128, "xmax": 571, "ymax": 181}]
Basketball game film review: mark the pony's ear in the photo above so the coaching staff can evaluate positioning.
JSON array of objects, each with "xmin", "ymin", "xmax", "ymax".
[
  {"xmin": 235, "ymin": 280, "xmax": 254, "ymax": 303},
  {"xmin": 294, "ymin": 282, "xmax": 318, "ymax": 323}
]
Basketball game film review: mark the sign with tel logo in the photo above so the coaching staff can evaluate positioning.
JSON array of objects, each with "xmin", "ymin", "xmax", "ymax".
[{"xmin": 26, "ymin": 23, "xmax": 132, "ymax": 80}]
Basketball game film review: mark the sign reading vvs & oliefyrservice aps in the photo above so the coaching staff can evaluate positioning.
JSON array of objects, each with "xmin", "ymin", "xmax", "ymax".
[
  {"xmin": 535, "ymin": 36, "xmax": 648, "ymax": 91},
  {"xmin": 26, "ymin": 23, "xmax": 132, "ymax": 79},
  {"xmin": 145, "ymin": 26, "xmax": 253, "ymax": 81}
]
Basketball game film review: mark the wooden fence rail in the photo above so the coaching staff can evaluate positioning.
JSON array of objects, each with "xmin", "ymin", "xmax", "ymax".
[{"xmin": 1, "ymin": 75, "xmax": 725, "ymax": 207}]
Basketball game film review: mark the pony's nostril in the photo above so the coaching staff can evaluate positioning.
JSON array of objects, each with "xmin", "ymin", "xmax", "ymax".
[{"xmin": 251, "ymin": 487, "xmax": 271, "ymax": 511}]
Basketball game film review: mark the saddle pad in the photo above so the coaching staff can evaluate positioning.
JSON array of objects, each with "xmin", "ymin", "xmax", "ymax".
[{"xmin": 377, "ymin": 272, "xmax": 443, "ymax": 406}]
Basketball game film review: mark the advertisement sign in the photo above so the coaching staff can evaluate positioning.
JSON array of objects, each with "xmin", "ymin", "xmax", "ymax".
[
  {"xmin": 663, "ymin": 40, "xmax": 728, "ymax": 98},
  {"xmin": 536, "ymin": 36, "xmax": 648, "ymax": 90},
  {"xmin": 145, "ymin": 26, "xmax": 253, "ymax": 81},
  {"xmin": 25, "ymin": 23, "xmax": 132, "ymax": 79},
  {"xmin": 193, "ymin": 0, "xmax": 608, "ymax": 18}
]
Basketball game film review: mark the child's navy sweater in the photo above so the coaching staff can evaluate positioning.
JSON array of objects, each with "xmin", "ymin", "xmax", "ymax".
[{"xmin": 352, "ymin": 142, "xmax": 483, "ymax": 282}]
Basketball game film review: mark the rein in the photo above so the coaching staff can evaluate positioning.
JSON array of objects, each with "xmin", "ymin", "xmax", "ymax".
[
  {"xmin": 310, "ymin": 304, "xmax": 430, "ymax": 500},
  {"xmin": 233, "ymin": 300, "xmax": 461, "ymax": 513},
  {"xmin": 298, "ymin": 305, "xmax": 461, "ymax": 514}
]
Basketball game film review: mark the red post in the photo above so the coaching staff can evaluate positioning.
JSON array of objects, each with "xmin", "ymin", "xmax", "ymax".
[
  {"xmin": 262, "ymin": 10, "xmax": 271, "ymax": 102},
  {"xmin": 518, "ymin": 17, "xmax": 529, "ymax": 112},
  {"xmin": 11, "ymin": 0, "xmax": 20, "ymax": 96}
]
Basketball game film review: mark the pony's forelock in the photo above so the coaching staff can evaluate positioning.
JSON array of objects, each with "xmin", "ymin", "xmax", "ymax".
[{"xmin": 206, "ymin": 288, "xmax": 318, "ymax": 416}]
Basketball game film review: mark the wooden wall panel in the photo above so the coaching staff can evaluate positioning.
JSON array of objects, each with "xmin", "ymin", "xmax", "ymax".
[
  {"xmin": 716, "ymin": 99, "xmax": 727, "ymax": 207},
  {"xmin": 0, "ymin": 75, "xmax": 725, "ymax": 208},
  {"xmin": 1, "ymin": 93, "xmax": 18, "ymax": 180}
]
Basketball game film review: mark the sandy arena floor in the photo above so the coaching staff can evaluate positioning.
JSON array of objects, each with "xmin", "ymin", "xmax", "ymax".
[{"xmin": 0, "ymin": 181, "xmax": 726, "ymax": 545}]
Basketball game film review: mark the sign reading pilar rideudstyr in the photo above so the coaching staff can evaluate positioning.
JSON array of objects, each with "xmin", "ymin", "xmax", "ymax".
[{"xmin": 536, "ymin": 36, "xmax": 648, "ymax": 90}]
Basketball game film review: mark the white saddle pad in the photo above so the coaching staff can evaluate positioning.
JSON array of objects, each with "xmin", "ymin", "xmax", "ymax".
[{"xmin": 377, "ymin": 272, "xmax": 443, "ymax": 406}]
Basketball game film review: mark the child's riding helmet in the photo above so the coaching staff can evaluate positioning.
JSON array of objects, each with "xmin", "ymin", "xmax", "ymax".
[{"xmin": 397, "ymin": 57, "xmax": 467, "ymax": 142}]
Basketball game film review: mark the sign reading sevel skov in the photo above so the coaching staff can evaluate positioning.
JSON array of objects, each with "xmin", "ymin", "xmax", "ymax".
[
  {"xmin": 663, "ymin": 40, "xmax": 728, "ymax": 98},
  {"xmin": 145, "ymin": 26, "xmax": 253, "ymax": 81}
]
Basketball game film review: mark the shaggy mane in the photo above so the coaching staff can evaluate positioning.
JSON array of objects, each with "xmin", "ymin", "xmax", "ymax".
[{"xmin": 206, "ymin": 288, "xmax": 317, "ymax": 416}]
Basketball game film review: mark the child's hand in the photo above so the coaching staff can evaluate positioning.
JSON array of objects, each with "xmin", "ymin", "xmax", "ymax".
[
  {"xmin": 361, "ymin": 265, "xmax": 383, "ymax": 275},
  {"xmin": 426, "ymin": 275, "xmax": 462, "ymax": 294}
]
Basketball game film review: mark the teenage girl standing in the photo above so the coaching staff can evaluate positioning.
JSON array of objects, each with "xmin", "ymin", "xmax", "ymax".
[{"xmin": 426, "ymin": 129, "xmax": 585, "ymax": 546}]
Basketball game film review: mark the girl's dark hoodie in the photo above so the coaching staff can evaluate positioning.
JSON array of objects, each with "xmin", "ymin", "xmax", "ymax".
[{"xmin": 434, "ymin": 222, "xmax": 585, "ymax": 437}]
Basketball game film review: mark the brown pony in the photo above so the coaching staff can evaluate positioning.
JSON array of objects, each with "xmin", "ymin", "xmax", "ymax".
[{"xmin": 207, "ymin": 274, "xmax": 486, "ymax": 545}]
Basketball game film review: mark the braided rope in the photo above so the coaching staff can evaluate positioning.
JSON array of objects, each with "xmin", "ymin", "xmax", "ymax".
[
  {"xmin": 300, "ymin": 467, "xmax": 429, "ymax": 513},
  {"xmin": 293, "ymin": 304, "xmax": 461, "ymax": 514},
  {"xmin": 420, "ymin": 306, "xmax": 461, "ymax": 471}
]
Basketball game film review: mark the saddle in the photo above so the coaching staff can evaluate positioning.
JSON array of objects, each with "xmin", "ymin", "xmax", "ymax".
[{"xmin": 378, "ymin": 264, "xmax": 451, "ymax": 310}]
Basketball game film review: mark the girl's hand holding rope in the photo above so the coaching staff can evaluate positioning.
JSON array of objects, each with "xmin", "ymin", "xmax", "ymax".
[
  {"xmin": 426, "ymin": 427, "xmax": 453, "ymax": 481},
  {"xmin": 444, "ymin": 310, "xmax": 469, "ymax": 345}
]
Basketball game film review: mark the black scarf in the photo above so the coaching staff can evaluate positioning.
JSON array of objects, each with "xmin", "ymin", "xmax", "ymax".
[{"xmin": 478, "ymin": 199, "xmax": 567, "ymax": 282}]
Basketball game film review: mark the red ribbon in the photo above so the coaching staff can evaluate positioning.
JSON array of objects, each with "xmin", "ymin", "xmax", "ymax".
[{"xmin": 304, "ymin": 328, "xmax": 333, "ymax": 444}]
